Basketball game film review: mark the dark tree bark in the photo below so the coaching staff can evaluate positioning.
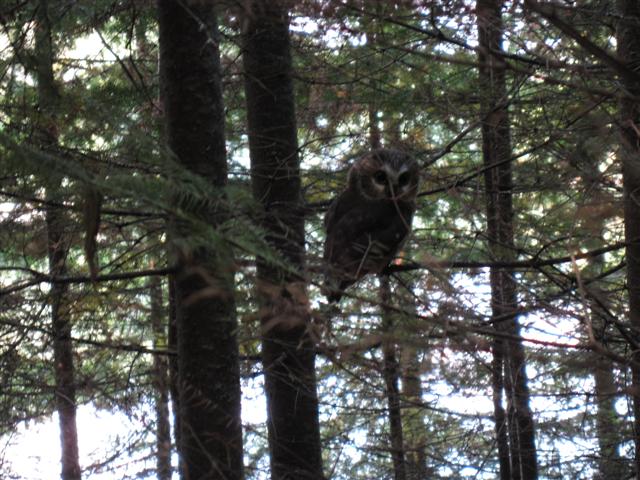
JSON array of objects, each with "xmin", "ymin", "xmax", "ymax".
[
  {"xmin": 34, "ymin": 2, "xmax": 81, "ymax": 479},
  {"xmin": 593, "ymin": 355, "xmax": 623, "ymax": 478},
  {"xmin": 477, "ymin": 1, "xmax": 538, "ymax": 479},
  {"xmin": 369, "ymin": 53, "xmax": 406, "ymax": 476},
  {"xmin": 167, "ymin": 276, "xmax": 182, "ymax": 478},
  {"xmin": 396, "ymin": 277, "xmax": 429, "ymax": 480},
  {"xmin": 150, "ymin": 275, "xmax": 172, "ymax": 480},
  {"xmin": 400, "ymin": 341, "xmax": 428, "ymax": 480},
  {"xmin": 372, "ymin": 86, "xmax": 405, "ymax": 479},
  {"xmin": 242, "ymin": 1, "xmax": 324, "ymax": 478},
  {"xmin": 158, "ymin": 2, "xmax": 243, "ymax": 479},
  {"xmin": 583, "ymin": 203, "xmax": 622, "ymax": 479},
  {"xmin": 380, "ymin": 276, "xmax": 407, "ymax": 480},
  {"xmin": 616, "ymin": 1, "xmax": 640, "ymax": 474},
  {"xmin": 492, "ymin": 340, "xmax": 511, "ymax": 480}
]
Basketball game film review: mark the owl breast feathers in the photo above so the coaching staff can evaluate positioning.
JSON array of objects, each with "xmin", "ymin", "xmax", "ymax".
[{"xmin": 323, "ymin": 148, "xmax": 420, "ymax": 302}]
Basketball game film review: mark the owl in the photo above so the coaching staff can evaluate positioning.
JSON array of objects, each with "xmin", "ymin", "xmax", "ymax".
[{"xmin": 323, "ymin": 148, "xmax": 420, "ymax": 302}]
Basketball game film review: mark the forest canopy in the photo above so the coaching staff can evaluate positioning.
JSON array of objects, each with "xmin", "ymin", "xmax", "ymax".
[{"xmin": 1, "ymin": 1, "xmax": 639, "ymax": 479}]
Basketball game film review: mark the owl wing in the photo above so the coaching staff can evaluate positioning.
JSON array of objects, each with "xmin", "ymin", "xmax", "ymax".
[{"xmin": 324, "ymin": 193, "xmax": 414, "ymax": 300}]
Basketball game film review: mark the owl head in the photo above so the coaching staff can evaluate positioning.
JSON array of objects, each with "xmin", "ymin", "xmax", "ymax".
[{"xmin": 347, "ymin": 149, "xmax": 420, "ymax": 202}]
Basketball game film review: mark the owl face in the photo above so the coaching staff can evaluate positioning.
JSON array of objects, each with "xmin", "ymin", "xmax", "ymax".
[{"xmin": 347, "ymin": 149, "xmax": 419, "ymax": 202}]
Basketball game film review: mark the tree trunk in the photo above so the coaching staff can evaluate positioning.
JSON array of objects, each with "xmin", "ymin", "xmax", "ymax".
[
  {"xmin": 477, "ymin": 1, "xmax": 538, "ymax": 478},
  {"xmin": 34, "ymin": 2, "xmax": 81, "ymax": 479},
  {"xmin": 593, "ymin": 355, "xmax": 623, "ymax": 478},
  {"xmin": 242, "ymin": 2, "xmax": 324, "ymax": 478},
  {"xmin": 616, "ymin": 1, "xmax": 640, "ymax": 474},
  {"xmin": 574, "ymin": 114, "xmax": 624, "ymax": 479},
  {"xmin": 380, "ymin": 276, "xmax": 407, "ymax": 480},
  {"xmin": 369, "ymin": 52, "xmax": 406, "ymax": 477},
  {"xmin": 150, "ymin": 275, "xmax": 172, "ymax": 480},
  {"xmin": 396, "ymin": 276, "xmax": 429, "ymax": 479},
  {"xmin": 400, "ymin": 340, "xmax": 428, "ymax": 480},
  {"xmin": 492, "ymin": 340, "xmax": 511, "ymax": 480},
  {"xmin": 158, "ymin": 1, "xmax": 244, "ymax": 479},
  {"xmin": 167, "ymin": 276, "xmax": 182, "ymax": 478}
]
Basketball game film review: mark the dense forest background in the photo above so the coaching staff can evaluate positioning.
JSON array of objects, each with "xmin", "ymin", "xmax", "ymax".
[{"xmin": 1, "ymin": 0, "xmax": 639, "ymax": 479}]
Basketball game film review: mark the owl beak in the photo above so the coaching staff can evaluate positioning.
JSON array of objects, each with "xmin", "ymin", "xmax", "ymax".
[{"xmin": 387, "ymin": 181, "xmax": 399, "ymax": 199}]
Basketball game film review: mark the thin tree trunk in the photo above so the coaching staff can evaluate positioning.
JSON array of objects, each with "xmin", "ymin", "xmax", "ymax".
[
  {"xmin": 575, "ymin": 116, "xmax": 624, "ymax": 479},
  {"xmin": 616, "ymin": 2, "xmax": 640, "ymax": 474},
  {"xmin": 34, "ymin": 2, "xmax": 81, "ymax": 479},
  {"xmin": 369, "ymin": 107, "xmax": 382, "ymax": 150},
  {"xmin": 380, "ymin": 276, "xmax": 407, "ymax": 480},
  {"xmin": 492, "ymin": 339, "xmax": 511, "ymax": 480},
  {"xmin": 400, "ymin": 341, "xmax": 428, "ymax": 480},
  {"xmin": 47, "ymin": 192, "xmax": 80, "ymax": 480},
  {"xmin": 372, "ymin": 93, "xmax": 406, "ymax": 479},
  {"xmin": 153, "ymin": 25, "xmax": 181, "ymax": 477},
  {"xmin": 150, "ymin": 274, "xmax": 172, "ymax": 480},
  {"xmin": 503, "ymin": 339, "xmax": 523, "ymax": 480},
  {"xmin": 158, "ymin": 1, "xmax": 243, "ymax": 479},
  {"xmin": 477, "ymin": 1, "xmax": 538, "ymax": 479},
  {"xmin": 167, "ymin": 276, "xmax": 182, "ymax": 478},
  {"xmin": 396, "ymin": 276, "xmax": 429, "ymax": 479},
  {"xmin": 242, "ymin": 2, "xmax": 324, "ymax": 479},
  {"xmin": 579, "ymin": 174, "xmax": 621, "ymax": 479},
  {"xmin": 593, "ymin": 355, "xmax": 623, "ymax": 478}
]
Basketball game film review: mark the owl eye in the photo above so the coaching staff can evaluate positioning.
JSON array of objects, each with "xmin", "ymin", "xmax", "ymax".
[
  {"xmin": 373, "ymin": 170, "xmax": 387, "ymax": 184},
  {"xmin": 398, "ymin": 172, "xmax": 411, "ymax": 187}
]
